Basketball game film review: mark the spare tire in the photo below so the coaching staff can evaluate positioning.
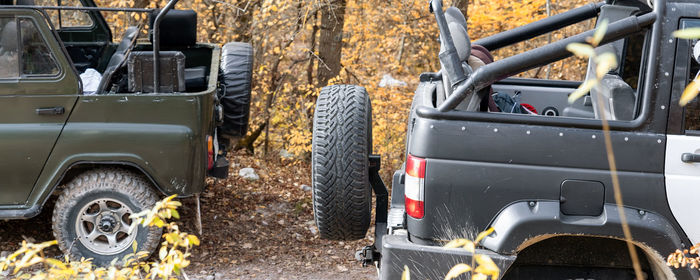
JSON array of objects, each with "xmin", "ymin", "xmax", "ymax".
[
  {"xmin": 312, "ymin": 85, "xmax": 373, "ymax": 240},
  {"xmin": 219, "ymin": 42, "xmax": 253, "ymax": 138}
]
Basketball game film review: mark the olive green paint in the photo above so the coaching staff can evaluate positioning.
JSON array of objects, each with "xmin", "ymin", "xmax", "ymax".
[{"xmin": 0, "ymin": 8, "xmax": 222, "ymax": 219}]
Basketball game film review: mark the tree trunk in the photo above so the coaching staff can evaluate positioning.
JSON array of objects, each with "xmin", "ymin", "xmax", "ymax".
[
  {"xmin": 307, "ymin": 10, "xmax": 319, "ymax": 86},
  {"xmin": 316, "ymin": 0, "xmax": 346, "ymax": 87},
  {"xmin": 452, "ymin": 0, "xmax": 468, "ymax": 15}
]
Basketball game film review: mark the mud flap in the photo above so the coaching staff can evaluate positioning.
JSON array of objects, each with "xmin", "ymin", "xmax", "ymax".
[{"xmin": 208, "ymin": 156, "xmax": 229, "ymax": 179}]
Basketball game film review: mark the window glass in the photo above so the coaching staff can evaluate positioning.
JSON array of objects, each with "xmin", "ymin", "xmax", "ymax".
[
  {"xmin": 682, "ymin": 20, "xmax": 700, "ymax": 132},
  {"xmin": 20, "ymin": 18, "xmax": 59, "ymax": 75},
  {"xmin": 0, "ymin": 18, "xmax": 19, "ymax": 78},
  {"xmin": 488, "ymin": 29, "xmax": 647, "ymax": 121},
  {"xmin": 684, "ymin": 40, "xmax": 700, "ymax": 131},
  {"xmin": 621, "ymin": 31, "xmax": 646, "ymax": 90},
  {"xmin": 36, "ymin": 0, "xmax": 94, "ymax": 28}
]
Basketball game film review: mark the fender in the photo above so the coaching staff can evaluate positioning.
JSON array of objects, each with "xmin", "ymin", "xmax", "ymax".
[
  {"xmin": 2, "ymin": 122, "xmax": 207, "ymax": 220},
  {"xmin": 0, "ymin": 159, "xmax": 163, "ymax": 220},
  {"xmin": 481, "ymin": 201, "xmax": 696, "ymax": 278},
  {"xmin": 482, "ymin": 201, "xmax": 685, "ymax": 254}
]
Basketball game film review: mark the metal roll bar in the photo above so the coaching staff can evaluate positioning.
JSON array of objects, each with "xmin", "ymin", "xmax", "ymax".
[
  {"xmin": 152, "ymin": 0, "xmax": 179, "ymax": 93},
  {"xmin": 474, "ymin": 2, "xmax": 605, "ymax": 51},
  {"xmin": 438, "ymin": 11, "xmax": 657, "ymax": 112},
  {"xmin": 430, "ymin": 0, "xmax": 468, "ymax": 88}
]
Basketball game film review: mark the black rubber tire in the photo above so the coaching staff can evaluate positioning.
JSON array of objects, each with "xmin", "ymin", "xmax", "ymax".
[
  {"xmin": 219, "ymin": 42, "xmax": 254, "ymax": 138},
  {"xmin": 52, "ymin": 168, "xmax": 162, "ymax": 266},
  {"xmin": 312, "ymin": 84, "xmax": 373, "ymax": 240}
]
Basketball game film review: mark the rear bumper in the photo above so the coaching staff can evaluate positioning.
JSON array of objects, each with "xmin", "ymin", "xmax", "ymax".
[{"xmin": 379, "ymin": 233, "xmax": 516, "ymax": 280}]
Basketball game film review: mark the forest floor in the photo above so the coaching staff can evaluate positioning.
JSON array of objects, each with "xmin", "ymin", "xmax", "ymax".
[{"xmin": 0, "ymin": 151, "xmax": 377, "ymax": 280}]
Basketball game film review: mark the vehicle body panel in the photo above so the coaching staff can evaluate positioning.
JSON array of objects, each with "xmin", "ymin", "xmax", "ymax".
[
  {"xmin": 373, "ymin": 0, "xmax": 700, "ymax": 278},
  {"xmin": 0, "ymin": 8, "xmax": 80, "ymax": 205},
  {"xmin": 0, "ymin": 5, "xmax": 221, "ymax": 218}
]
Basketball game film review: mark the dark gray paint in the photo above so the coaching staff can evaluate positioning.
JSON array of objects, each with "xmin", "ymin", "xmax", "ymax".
[
  {"xmin": 481, "ymin": 202, "xmax": 697, "ymax": 278},
  {"xmin": 373, "ymin": 0, "xmax": 700, "ymax": 278},
  {"xmin": 560, "ymin": 179, "xmax": 605, "ymax": 216},
  {"xmin": 380, "ymin": 233, "xmax": 516, "ymax": 280}
]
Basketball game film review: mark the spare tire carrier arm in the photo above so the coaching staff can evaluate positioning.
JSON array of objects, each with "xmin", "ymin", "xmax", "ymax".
[{"xmin": 357, "ymin": 154, "xmax": 388, "ymax": 267}]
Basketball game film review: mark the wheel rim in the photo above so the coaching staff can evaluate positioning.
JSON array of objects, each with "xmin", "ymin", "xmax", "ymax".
[{"xmin": 75, "ymin": 198, "xmax": 137, "ymax": 255}]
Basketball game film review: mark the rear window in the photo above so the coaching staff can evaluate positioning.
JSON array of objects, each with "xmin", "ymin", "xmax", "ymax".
[
  {"xmin": 0, "ymin": 17, "xmax": 19, "ymax": 79},
  {"xmin": 36, "ymin": 0, "xmax": 94, "ymax": 29}
]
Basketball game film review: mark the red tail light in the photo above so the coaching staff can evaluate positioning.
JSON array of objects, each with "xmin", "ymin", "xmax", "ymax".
[
  {"xmin": 405, "ymin": 154, "xmax": 425, "ymax": 219},
  {"xmin": 207, "ymin": 136, "xmax": 214, "ymax": 170}
]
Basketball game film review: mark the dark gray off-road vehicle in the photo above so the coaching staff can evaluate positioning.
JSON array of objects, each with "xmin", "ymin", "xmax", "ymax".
[
  {"xmin": 312, "ymin": 0, "xmax": 700, "ymax": 278},
  {"xmin": 0, "ymin": 0, "xmax": 252, "ymax": 265}
]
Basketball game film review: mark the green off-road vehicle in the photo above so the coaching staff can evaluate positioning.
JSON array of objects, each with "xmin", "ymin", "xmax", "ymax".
[{"xmin": 0, "ymin": 0, "xmax": 252, "ymax": 265}]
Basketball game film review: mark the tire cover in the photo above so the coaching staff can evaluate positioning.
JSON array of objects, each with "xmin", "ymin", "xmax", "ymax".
[{"xmin": 219, "ymin": 42, "xmax": 253, "ymax": 138}]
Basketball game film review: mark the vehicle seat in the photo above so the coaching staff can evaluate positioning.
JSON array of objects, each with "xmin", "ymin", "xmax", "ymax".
[
  {"xmin": 149, "ymin": 9, "xmax": 197, "ymax": 47},
  {"xmin": 562, "ymin": 4, "xmax": 639, "ymax": 119},
  {"xmin": 115, "ymin": 26, "xmax": 138, "ymax": 53},
  {"xmin": 127, "ymin": 51, "xmax": 186, "ymax": 93},
  {"xmin": 96, "ymin": 26, "xmax": 139, "ymax": 93},
  {"xmin": 185, "ymin": 66, "xmax": 207, "ymax": 92},
  {"xmin": 0, "ymin": 21, "xmax": 17, "ymax": 54},
  {"xmin": 592, "ymin": 74, "xmax": 636, "ymax": 120},
  {"xmin": 146, "ymin": 9, "xmax": 205, "ymax": 92}
]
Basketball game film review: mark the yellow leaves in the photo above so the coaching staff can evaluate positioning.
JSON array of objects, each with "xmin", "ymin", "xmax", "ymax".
[
  {"xmin": 594, "ymin": 53, "xmax": 618, "ymax": 79},
  {"xmin": 444, "ymin": 263, "xmax": 472, "ymax": 280},
  {"xmin": 680, "ymin": 78, "xmax": 700, "ymax": 107},
  {"xmin": 444, "ymin": 238, "xmax": 474, "ymax": 249},
  {"xmin": 673, "ymin": 28, "xmax": 700, "ymax": 39},
  {"xmin": 674, "ymin": 26, "xmax": 700, "ymax": 107},
  {"xmin": 566, "ymin": 43, "xmax": 595, "ymax": 59},
  {"xmin": 568, "ymin": 79, "xmax": 598, "ymax": 104},
  {"xmin": 474, "ymin": 255, "xmax": 500, "ymax": 279},
  {"xmin": 474, "ymin": 227, "xmax": 494, "ymax": 244},
  {"xmin": 159, "ymin": 246, "xmax": 168, "ymax": 261},
  {"xmin": 588, "ymin": 19, "xmax": 609, "ymax": 47},
  {"xmin": 441, "ymin": 228, "xmax": 499, "ymax": 280},
  {"xmin": 187, "ymin": 235, "xmax": 201, "ymax": 246},
  {"xmin": 1, "ymin": 196, "xmax": 199, "ymax": 280},
  {"xmin": 402, "ymin": 265, "xmax": 411, "ymax": 280}
]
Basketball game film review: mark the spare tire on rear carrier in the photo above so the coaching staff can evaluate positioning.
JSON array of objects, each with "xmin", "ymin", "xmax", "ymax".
[
  {"xmin": 312, "ymin": 85, "xmax": 373, "ymax": 240},
  {"xmin": 218, "ymin": 42, "xmax": 253, "ymax": 139}
]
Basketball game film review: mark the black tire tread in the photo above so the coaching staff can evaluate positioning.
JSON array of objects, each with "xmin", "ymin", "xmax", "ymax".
[
  {"xmin": 52, "ymin": 168, "xmax": 161, "ymax": 265},
  {"xmin": 312, "ymin": 84, "xmax": 372, "ymax": 240}
]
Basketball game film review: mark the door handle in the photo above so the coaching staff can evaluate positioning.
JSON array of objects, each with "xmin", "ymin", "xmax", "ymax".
[
  {"xmin": 682, "ymin": 153, "xmax": 700, "ymax": 163},
  {"xmin": 35, "ymin": 106, "xmax": 65, "ymax": 115}
]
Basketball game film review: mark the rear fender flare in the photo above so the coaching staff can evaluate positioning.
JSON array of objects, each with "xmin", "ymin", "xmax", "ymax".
[
  {"xmin": 482, "ymin": 201, "xmax": 683, "ymax": 257},
  {"xmin": 482, "ymin": 201, "xmax": 692, "ymax": 278}
]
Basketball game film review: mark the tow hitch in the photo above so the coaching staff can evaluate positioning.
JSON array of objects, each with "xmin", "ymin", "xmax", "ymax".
[
  {"xmin": 356, "ymin": 154, "xmax": 389, "ymax": 267},
  {"xmin": 356, "ymin": 245, "xmax": 381, "ymax": 267}
]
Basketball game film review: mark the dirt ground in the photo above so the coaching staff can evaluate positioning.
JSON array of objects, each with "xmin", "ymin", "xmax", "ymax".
[{"xmin": 0, "ymin": 152, "xmax": 377, "ymax": 280}]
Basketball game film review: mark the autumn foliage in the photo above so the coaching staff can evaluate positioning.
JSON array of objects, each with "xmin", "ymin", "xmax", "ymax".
[{"xmin": 91, "ymin": 0, "xmax": 591, "ymax": 179}]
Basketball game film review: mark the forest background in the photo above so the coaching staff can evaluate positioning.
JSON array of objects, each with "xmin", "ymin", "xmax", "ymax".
[{"xmin": 97, "ymin": 0, "xmax": 595, "ymax": 180}]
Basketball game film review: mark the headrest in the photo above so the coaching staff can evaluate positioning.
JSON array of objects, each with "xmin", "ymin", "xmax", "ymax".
[
  {"xmin": 0, "ymin": 21, "xmax": 17, "ymax": 52},
  {"xmin": 16, "ymin": 0, "xmax": 35, "ymax": 5},
  {"xmin": 599, "ymin": 74, "xmax": 636, "ymax": 120},
  {"xmin": 149, "ymin": 9, "xmax": 197, "ymax": 47},
  {"xmin": 595, "ymin": 43, "xmax": 620, "ymax": 74},
  {"xmin": 471, "ymin": 45, "xmax": 493, "ymax": 64},
  {"xmin": 445, "ymin": 7, "xmax": 470, "ymax": 61},
  {"xmin": 116, "ymin": 26, "xmax": 139, "ymax": 53}
]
